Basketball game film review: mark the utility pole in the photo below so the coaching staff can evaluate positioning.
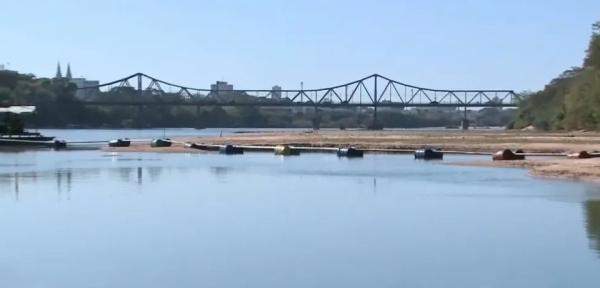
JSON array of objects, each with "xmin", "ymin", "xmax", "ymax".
[{"xmin": 300, "ymin": 81, "xmax": 304, "ymax": 103}]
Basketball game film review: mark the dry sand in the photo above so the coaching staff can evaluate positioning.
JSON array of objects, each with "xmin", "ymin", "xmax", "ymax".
[
  {"xmin": 107, "ymin": 129, "xmax": 600, "ymax": 182},
  {"xmin": 180, "ymin": 130, "xmax": 600, "ymax": 153},
  {"xmin": 452, "ymin": 158, "xmax": 600, "ymax": 182}
]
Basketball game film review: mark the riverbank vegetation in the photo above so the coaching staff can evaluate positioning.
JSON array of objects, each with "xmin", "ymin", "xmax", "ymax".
[{"xmin": 513, "ymin": 21, "xmax": 600, "ymax": 131}]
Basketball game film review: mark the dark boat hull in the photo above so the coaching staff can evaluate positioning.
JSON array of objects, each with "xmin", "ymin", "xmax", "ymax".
[
  {"xmin": 414, "ymin": 148, "xmax": 444, "ymax": 160},
  {"xmin": 0, "ymin": 136, "xmax": 56, "ymax": 146}
]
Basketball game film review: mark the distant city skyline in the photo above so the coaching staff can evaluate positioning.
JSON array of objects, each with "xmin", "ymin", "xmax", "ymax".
[{"xmin": 2, "ymin": 0, "xmax": 600, "ymax": 92}]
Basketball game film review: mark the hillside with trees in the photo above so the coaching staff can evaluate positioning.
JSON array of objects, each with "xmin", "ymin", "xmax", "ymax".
[{"xmin": 512, "ymin": 21, "xmax": 600, "ymax": 130}]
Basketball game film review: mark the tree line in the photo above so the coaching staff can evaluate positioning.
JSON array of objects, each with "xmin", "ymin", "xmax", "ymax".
[{"xmin": 512, "ymin": 21, "xmax": 600, "ymax": 130}]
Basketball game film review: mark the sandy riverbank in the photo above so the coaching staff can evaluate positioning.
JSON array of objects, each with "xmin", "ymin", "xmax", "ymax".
[
  {"xmin": 106, "ymin": 130, "xmax": 600, "ymax": 182},
  {"xmin": 179, "ymin": 130, "xmax": 600, "ymax": 153},
  {"xmin": 451, "ymin": 158, "xmax": 600, "ymax": 182}
]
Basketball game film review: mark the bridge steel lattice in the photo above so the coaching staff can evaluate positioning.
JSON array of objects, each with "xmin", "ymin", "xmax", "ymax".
[{"xmin": 76, "ymin": 73, "xmax": 519, "ymax": 110}]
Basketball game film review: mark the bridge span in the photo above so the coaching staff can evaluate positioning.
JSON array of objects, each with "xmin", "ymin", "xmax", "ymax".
[
  {"xmin": 76, "ymin": 73, "xmax": 519, "ymax": 129},
  {"xmin": 77, "ymin": 73, "xmax": 519, "ymax": 108}
]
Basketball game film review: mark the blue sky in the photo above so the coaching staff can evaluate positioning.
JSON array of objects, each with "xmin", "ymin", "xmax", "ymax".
[{"xmin": 1, "ymin": 0, "xmax": 599, "ymax": 92}]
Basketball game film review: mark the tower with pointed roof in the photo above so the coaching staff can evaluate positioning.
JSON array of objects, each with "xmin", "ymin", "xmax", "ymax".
[
  {"xmin": 66, "ymin": 63, "xmax": 72, "ymax": 80},
  {"xmin": 55, "ymin": 62, "xmax": 63, "ymax": 79}
]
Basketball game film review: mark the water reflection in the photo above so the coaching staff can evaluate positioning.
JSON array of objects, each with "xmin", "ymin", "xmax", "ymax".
[
  {"xmin": 14, "ymin": 172, "xmax": 19, "ymax": 200},
  {"xmin": 0, "ymin": 169, "xmax": 101, "ymax": 201},
  {"xmin": 210, "ymin": 166, "xmax": 230, "ymax": 176},
  {"xmin": 56, "ymin": 170, "xmax": 73, "ymax": 200},
  {"xmin": 117, "ymin": 167, "xmax": 133, "ymax": 182},
  {"xmin": 137, "ymin": 167, "xmax": 143, "ymax": 185},
  {"xmin": 585, "ymin": 200, "xmax": 600, "ymax": 255},
  {"xmin": 147, "ymin": 167, "xmax": 163, "ymax": 182}
]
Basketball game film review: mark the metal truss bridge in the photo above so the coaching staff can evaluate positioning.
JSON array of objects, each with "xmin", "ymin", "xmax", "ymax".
[{"xmin": 77, "ymin": 73, "xmax": 519, "ymax": 109}]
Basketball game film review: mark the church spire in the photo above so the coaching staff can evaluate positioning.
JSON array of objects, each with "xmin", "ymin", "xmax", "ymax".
[
  {"xmin": 55, "ymin": 62, "xmax": 62, "ymax": 79},
  {"xmin": 66, "ymin": 63, "xmax": 72, "ymax": 79}
]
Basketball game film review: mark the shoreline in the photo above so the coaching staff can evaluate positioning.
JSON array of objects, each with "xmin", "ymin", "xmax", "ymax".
[
  {"xmin": 448, "ymin": 158, "xmax": 600, "ymax": 183},
  {"xmin": 105, "ymin": 130, "xmax": 600, "ymax": 182}
]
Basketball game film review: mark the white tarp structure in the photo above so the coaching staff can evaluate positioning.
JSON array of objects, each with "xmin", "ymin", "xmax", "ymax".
[{"xmin": 0, "ymin": 106, "xmax": 36, "ymax": 114}]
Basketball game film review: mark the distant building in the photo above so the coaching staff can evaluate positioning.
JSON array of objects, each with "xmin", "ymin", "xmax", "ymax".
[
  {"xmin": 55, "ymin": 62, "xmax": 63, "ymax": 78},
  {"xmin": 271, "ymin": 85, "xmax": 282, "ymax": 99},
  {"xmin": 210, "ymin": 81, "xmax": 234, "ymax": 95},
  {"xmin": 65, "ymin": 63, "xmax": 72, "ymax": 79},
  {"xmin": 54, "ymin": 62, "xmax": 100, "ymax": 99},
  {"xmin": 70, "ymin": 77, "xmax": 100, "ymax": 89}
]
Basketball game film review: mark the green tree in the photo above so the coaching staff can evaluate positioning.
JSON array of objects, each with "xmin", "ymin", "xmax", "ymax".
[{"xmin": 585, "ymin": 22, "xmax": 600, "ymax": 69}]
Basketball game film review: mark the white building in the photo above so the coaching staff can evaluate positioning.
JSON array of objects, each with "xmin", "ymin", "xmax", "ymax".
[
  {"xmin": 210, "ymin": 81, "xmax": 234, "ymax": 95},
  {"xmin": 271, "ymin": 85, "xmax": 282, "ymax": 99},
  {"xmin": 70, "ymin": 77, "xmax": 100, "ymax": 89}
]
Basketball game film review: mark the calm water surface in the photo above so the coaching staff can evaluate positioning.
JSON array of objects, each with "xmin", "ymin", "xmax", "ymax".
[{"xmin": 1, "ymin": 132, "xmax": 600, "ymax": 287}]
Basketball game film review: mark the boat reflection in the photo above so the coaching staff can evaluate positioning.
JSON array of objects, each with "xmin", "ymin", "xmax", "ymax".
[{"xmin": 0, "ymin": 167, "xmax": 153, "ymax": 201}]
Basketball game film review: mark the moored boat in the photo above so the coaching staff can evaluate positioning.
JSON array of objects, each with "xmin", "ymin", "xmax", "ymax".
[
  {"xmin": 337, "ymin": 147, "xmax": 364, "ymax": 158},
  {"xmin": 0, "ymin": 106, "xmax": 57, "ymax": 146},
  {"xmin": 414, "ymin": 148, "xmax": 444, "ymax": 160},
  {"xmin": 151, "ymin": 138, "xmax": 172, "ymax": 148},
  {"xmin": 274, "ymin": 144, "xmax": 300, "ymax": 156},
  {"xmin": 108, "ymin": 138, "xmax": 131, "ymax": 147},
  {"xmin": 492, "ymin": 149, "xmax": 526, "ymax": 161},
  {"xmin": 220, "ymin": 144, "xmax": 244, "ymax": 155}
]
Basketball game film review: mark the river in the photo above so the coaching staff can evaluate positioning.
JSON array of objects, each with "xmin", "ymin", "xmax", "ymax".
[{"xmin": 1, "ymin": 129, "xmax": 599, "ymax": 288}]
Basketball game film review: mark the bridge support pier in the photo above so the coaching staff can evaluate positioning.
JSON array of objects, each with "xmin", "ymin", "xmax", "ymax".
[
  {"xmin": 135, "ymin": 105, "xmax": 144, "ymax": 128},
  {"xmin": 367, "ymin": 105, "xmax": 383, "ymax": 130},
  {"xmin": 312, "ymin": 106, "xmax": 320, "ymax": 130},
  {"xmin": 195, "ymin": 105, "xmax": 203, "ymax": 128},
  {"xmin": 461, "ymin": 106, "xmax": 469, "ymax": 130}
]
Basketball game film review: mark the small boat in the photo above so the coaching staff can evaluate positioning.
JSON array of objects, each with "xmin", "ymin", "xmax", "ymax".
[
  {"xmin": 150, "ymin": 138, "xmax": 172, "ymax": 148},
  {"xmin": 0, "ymin": 106, "xmax": 56, "ymax": 146},
  {"xmin": 337, "ymin": 147, "xmax": 364, "ymax": 158},
  {"xmin": 108, "ymin": 139, "xmax": 131, "ymax": 147},
  {"xmin": 0, "ymin": 132, "xmax": 55, "ymax": 142},
  {"xmin": 220, "ymin": 144, "xmax": 244, "ymax": 155},
  {"xmin": 492, "ymin": 149, "xmax": 525, "ymax": 161},
  {"xmin": 53, "ymin": 140, "xmax": 67, "ymax": 149},
  {"xmin": 185, "ymin": 143, "xmax": 201, "ymax": 149},
  {"xmin": 567, "ymin": 151, "xmax": 595, "ymax": 159},
  {"xmin": 185, "ymin": 143, "xmax": 220, "ymax": 151},
  {"xmin": 274, "ymin": 145, "xmax": 300, "ymax": 156},
  {"xmin": 414, "ymin": 148, "xmax": 443, "ymax": 160}
]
